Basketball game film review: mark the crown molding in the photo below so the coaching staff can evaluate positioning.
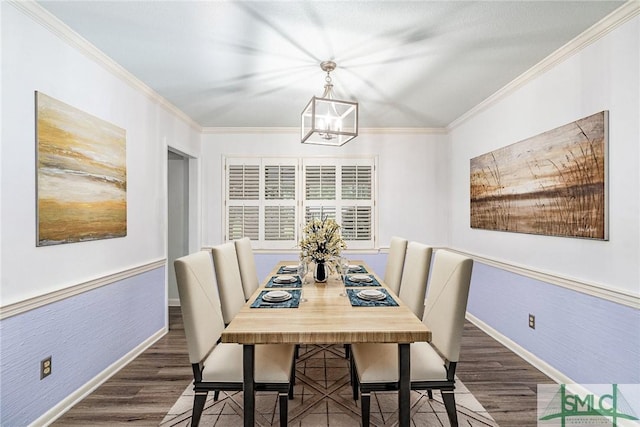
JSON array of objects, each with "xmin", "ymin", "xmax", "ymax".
[
  {"xmin": 9, "ymin": 0, "xmax": 202, "ymax": 132},
  {"xmin": 201, "ymin": 126, "xmax": 447, "ymax": 135},
  {"xmin": 201, "ymin": 127, "xmax": 298, "ymax": 134},
  {"xmin": 360, "ymin": 127, "xmax": 448, "ymax": 135},
  {"xmin": 448, "ymin": 0, "xmax": 640, "ymax": 130}
]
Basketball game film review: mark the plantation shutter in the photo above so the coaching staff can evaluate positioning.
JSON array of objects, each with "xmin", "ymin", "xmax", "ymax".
[
  {"xmin": 340, "ymin": 163, "xmax": 373, "ymax": 244},
  {"xmin": 263, "ymin": 159, "xmax": 298, "ymax": 248},
  {"xmin": 226, "ymin": 162, "xmax": 260, "ymax": 241},
  {"xmin": 225, "ymin": 157, "xmax": 298, "ymax": 249},
  {"xmin": 225, "ymin": 156, "xmax": 375, "ymax": 249},
  {"xmin": 303, "ymin": 158, "xmax": 375, "ymax": 249}
]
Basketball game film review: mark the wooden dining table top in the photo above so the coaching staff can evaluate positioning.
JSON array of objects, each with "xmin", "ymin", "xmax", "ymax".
[{"xmin": 221, "ymin": 261, "xmax": 431, "ymax": 345}]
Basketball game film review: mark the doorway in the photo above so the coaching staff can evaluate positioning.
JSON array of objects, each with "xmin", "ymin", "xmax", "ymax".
[{"xmin": 167, "ymin": 150, "xmax": 190, "ymax": 306}]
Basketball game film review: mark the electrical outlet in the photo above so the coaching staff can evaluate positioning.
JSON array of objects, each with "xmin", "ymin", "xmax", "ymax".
[
  {"xmin": 528, "ymin": 314, "xmax": 535, "ymax": 329},
  {"xmin": 40, "ymin": 356, "xmax": 52, "ymax": 379}
]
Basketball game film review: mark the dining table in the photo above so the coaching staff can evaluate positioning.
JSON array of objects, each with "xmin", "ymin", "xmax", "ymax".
[{"xmin": 220, "ymin": 260, "xmax": 431, "ymax": 427}]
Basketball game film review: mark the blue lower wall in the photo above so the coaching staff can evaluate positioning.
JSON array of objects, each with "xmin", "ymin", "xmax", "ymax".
[
  {"xmin": 0, "ymin": 267, "xmax": 166, "ymax": 426},
  {"xmin": 2, "ymin": 255, "xmax": 636, "ymax": 424},
  {"xmin": 468, "ymin": 262, "xmax": 640, "ymax": 384}
]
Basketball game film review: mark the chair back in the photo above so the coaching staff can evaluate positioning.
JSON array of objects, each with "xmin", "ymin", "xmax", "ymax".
[
  {"xmin": 397, "ymin": 242, "xmax": 432, "ymax": 318},
  {"xmin": 211, "ymin": 242, "xmax": 246, "ymax": 324},
  {"xmin": 422, "ymin": 250, "xmax": 473, "ymax": 363},
  {"xmin": 384, "ymin": 237, "xmax": 408, "ymax": 294},
  {"xmin": 234, "ymin": 237, "xmax": 260, "ymax": 300},
  {"xmin": 174, "ymin": 251, "xmax": 226, "ymax": 365}
]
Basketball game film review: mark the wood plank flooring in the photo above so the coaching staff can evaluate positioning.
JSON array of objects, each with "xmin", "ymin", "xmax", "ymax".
[{"xmin": 52, "ymin": 307, "xmax": 554, "ymax": 426}]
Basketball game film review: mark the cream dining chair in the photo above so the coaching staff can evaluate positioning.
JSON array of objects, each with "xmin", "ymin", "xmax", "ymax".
[
  {"xmin": 235, "ymin": 237, "xmax": 260, "ymax": 300},
  {"xmin": 350, "ymin": 249, "xmax": 474, "ymax": 427},
  {"xmin": 397, "ymin": 242, "xmax": 433, "ymax": 318},
  {"xmin": 384, "ymin": 237, "xmax": 408, "ymax": 295},
  {"xmin": 174, "ymin": 251, "xmax": 296, "ymax": 427},
  {"xmin": 211, "ymin": 242, "xmax": 246, "ymax": 325}
]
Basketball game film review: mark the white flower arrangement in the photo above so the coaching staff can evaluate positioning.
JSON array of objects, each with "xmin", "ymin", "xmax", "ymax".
[{"xmin": 299, "ymin": 217, "xmax": 346, "ymax": 263}]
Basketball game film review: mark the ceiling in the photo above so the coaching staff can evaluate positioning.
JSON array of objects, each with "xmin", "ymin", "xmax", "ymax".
[{"xmin": 37, "ymin": 1, "xmax": 624, "ymax": 129}]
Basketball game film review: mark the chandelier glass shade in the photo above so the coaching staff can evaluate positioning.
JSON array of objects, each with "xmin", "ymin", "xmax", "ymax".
[{"xmin": 301, "ymin": 61, "xmax": 358, "ymax": 146}]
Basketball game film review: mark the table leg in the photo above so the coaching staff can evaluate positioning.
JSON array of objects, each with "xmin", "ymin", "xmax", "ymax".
[
  {"xmin": 243, "ymin": 344, "xmax": 255, "ymax": 427},
  {"xmin": 398, "ymin": 343, "xmax": 410, "ymax": 427}
]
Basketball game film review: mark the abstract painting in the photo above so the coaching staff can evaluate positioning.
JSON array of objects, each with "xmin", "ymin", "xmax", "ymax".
[
  {"xmin": 470, "ymin": 111, "xmax": 608, "ymax": 240},
  {"xmin": 36, "ymin": 92, "xmax": 127, "ymax": 246}
]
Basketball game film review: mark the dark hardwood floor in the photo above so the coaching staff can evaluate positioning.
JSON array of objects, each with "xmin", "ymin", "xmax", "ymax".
[{"xmin": 53, "ymin": 307, "xmax": 554, "ymax": 426}]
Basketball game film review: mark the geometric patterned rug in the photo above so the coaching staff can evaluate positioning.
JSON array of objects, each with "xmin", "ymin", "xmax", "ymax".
[{"xmin": 160, "ymin": 344, "xmax": 498, "ymax": 426}]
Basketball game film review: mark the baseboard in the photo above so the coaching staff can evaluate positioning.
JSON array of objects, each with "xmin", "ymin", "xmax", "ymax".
[
  {"xmin": 466, "ymin": 312, "xmax": 575, "ymax": 386},
  {"xmin": 28, "ymin": 327, "xmax": 168, "ymax": 427}
]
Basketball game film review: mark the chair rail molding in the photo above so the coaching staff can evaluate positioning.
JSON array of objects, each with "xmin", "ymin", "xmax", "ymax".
[
  {"xmin": 0, "ymin": 259, "xmax": 167, "ymax": 319},
  {"xmin": 448, "ymin": 248, "xmax": 639, "ymax": 309}
]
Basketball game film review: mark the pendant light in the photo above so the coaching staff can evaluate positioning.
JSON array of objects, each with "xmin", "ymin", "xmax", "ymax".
[{"xmin": 301, "ymin": 61, "xmax": 358, "ymax": 146}]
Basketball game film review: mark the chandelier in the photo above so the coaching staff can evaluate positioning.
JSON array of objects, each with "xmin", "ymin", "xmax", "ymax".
[{"xmin": 301, "ymin": 61, "xmax": 358, "ymax": 146}]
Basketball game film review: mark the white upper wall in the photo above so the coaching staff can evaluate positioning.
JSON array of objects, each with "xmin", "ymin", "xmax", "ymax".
[
  {"xmin": 448, "ymin": 15, "xmax": 640, "ymax": 295},
  {"xmin": 2, "ymin": 1, "xmax": 638, "ymax": 306},
  {"xmin": 200, "ymin": 130, "xmax": 449, "ymax": 249},
  {"xmin": 0, "ymin": 3, "xmax": 201, "ymax": 305}
]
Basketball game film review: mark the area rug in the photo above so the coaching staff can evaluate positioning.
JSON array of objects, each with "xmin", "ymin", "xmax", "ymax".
[{"xmin": 160, "ymin": 344, "xmax": 498, "ymax": 426}]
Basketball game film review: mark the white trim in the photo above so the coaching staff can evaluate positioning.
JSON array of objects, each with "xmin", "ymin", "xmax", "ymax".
[
  {"xmin": 446, "ymin": 248, "xmax": 639, "ymax": 309},
  {"xmin": 203, "ymin": 127, "xmax": 297, "ymax": 134},
  {"xmin": 0, "ymin": 260, "xmax": 167, "ymax": 319},
  {"xmin": 201, "ymin": 243, "xmax": 639, "ymax": 308},
  {"xmin": 8, "ymin": 0, "xmax": 202, "ymax": 132},
  {"xmin": 448, "ymin": 1, "xmax": 640, "ymax": 130},
  {"xmin": 201, "ymin": 126, "xmax": 447, "ymax": 135},
  {"xmin": 168, "ymin": 298, "xmax": 181, "ymax": 307},
  {"xmin": 28, "ymin": 327, "xmax": 167, "ymax": 427},
  {"xmin": 466, "ymin": 313, "xmax": 571, "ymax": 386}
]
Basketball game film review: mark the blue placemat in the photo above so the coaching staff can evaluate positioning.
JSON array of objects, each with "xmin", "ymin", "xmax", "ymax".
[
  {"xmin": 346, "ymin": 288, "xmax": 398, "ymax": 307},
  {"xmin": 277, "ymin": 265, "xmax": 299, "ymax": 274},
  {"xmin": 343, "ymin": 275, "xmax": 381, "ymax": 287},
  {"xmin": 347, "ymin": 264, "xmax": 368, "ymax": 274},
  {"xmin": 251, "ymin": 290, "xmax": 301, "ymax": 309},
  {"xmin": 265, "ymin": 275, "xmax": 302, "ymax": 288}
]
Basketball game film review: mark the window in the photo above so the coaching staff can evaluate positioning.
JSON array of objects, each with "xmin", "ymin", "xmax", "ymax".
[
  {"xmin": 224, "ymin": 156, "xmax": 376, "ymax": 249},
  {"xmin": 303, "ymin": 158, "xmax": 375, "ymax": 250}
]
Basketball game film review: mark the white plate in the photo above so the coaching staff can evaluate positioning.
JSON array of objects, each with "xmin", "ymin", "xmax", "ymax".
[
  {"xmin": 282, "ymin": 265, "xmax": 298, "ymax": 270},
  {"xmin": 357, "ymin": 289, "xmax": 386, "ymax": 301},
  {"xmin": 273, "ymin": 275, "xmax": 297, "ymax": 283},
  {"xmin": 348, "ymin": 264, "xmax": 362, "ymax": 270},
  {"xmin": 263, "ymin": 290, "xmax": 292, "ymax": 302},
  {"xmin": 348, "ymin": 274, "xmax": 373, "ymax": 282}
]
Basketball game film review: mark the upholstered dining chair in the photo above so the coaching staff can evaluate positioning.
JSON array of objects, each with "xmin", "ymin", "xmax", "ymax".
[
  {"xmin": 235, "ymin": 237, "xmax": 260, "ymax": 300},
  {"xmin": 211, "ymin": 242, "xmax": 246, "ymax": 325},
  {"xmin": 397, "ymin": 242, "xmax": 433, "ymax": 319},
  {"xmin": 384, "ymin": 236, "xmax": 408, "ymax": 295},
  {"xmin": 350, "ymin": 249, "xmax": 473, "ymax": 427},
  {"xmin": 174, "ymin": 251, "xmax": 296, "ymax": 427}
]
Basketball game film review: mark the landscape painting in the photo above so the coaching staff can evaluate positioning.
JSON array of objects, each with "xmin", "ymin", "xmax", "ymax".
[
  {"xmin": 36, "ymin": 92, "xmax": 127, "ymax": 246},
  {"xmin": 470, "ymin": 111, "xmax": 607, "ymax": 240}
]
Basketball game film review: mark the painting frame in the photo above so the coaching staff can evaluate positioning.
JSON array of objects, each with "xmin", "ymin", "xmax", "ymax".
[
  {"xmin": 35, "ymin": 91, "xmax": 127, "ymax": 246},
  {"xmin": 470, "ymin": 111, "xmax": 608, "ymax": 240}
]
